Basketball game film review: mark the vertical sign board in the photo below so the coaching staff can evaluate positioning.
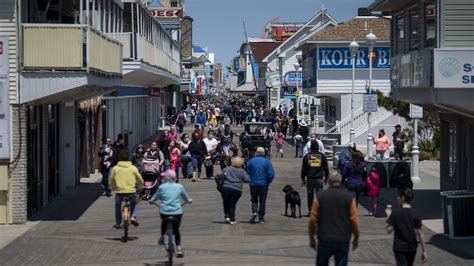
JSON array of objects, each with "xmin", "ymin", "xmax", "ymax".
[
  {"xmin": 363, "ymin": 94, "xmax": 378, "ymax": 113},
  {"xmin": 181, "ymin": 16, "xmax": 193, "ymax": 64},
  {"xmin": 0, "ymin": 36, "xmax": 10, "ymax": 159},
  {"xmin": 409, "ymin": 104, "xmax": 423, "ymax": 119}
]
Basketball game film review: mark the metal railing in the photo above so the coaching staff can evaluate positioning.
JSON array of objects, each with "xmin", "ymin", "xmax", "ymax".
[{"xmin": 22, "ymin": 24, "xmax": 122, "ymax": 76}]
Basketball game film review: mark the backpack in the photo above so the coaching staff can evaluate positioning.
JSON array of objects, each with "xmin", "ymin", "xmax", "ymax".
[{"xmin": 214, "ymin": 170, "xmax": 227, "ymax": 192}]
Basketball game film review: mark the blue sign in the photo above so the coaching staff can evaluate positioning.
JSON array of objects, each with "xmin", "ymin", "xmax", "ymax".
[
  {"xmin": 283, "ymin": 87, "xmax": 297, "ymax": 99},
  {"xmin": 284, "ymin": 71, "xmax": 303, "ymax": 87},
  {"xmin": 319, "ymin": 47, "xmax": 390, "ymax": 69}
]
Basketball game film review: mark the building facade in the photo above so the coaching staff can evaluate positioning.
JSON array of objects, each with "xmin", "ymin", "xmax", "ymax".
[{"xmin": 369, "ymin": 0, "xmax": 474, "ymax": 191}]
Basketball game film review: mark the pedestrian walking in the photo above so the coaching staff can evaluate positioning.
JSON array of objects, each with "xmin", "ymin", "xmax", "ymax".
[
  {"xmin": 293, "ymin": 133, "xmax": 303, "ymax": 158},
  {"xmin": 247, "ymin": 147, "xmax": 275, "ymax": 224},
  {"xmin": 308, "ymin": 170, "xmax": 360, "ymax": 266},
  {"xmin": 99, "ymin": 138, "xmax": 113, "ymax": 197},
  {"xmin": 188, "ymin": 132, "xmax": 207, "ymax": 182},
  {"xmin": 373, "ymin": 129, "xmax": 391, "ymax": 160},
  {"xmin": 386, "ymin": 188, "xmax": 427, "ymax": 266},
  {"xmin": 203, "ymin": 131, "xmax": 219, "ymax": 179},
  {"xmin": 274, "ymin": 129, "xmax": 285, "ymax": 158},
  {"xmin": 131, "ymin": 144, "xmax": 145, "ymax": 169},
  {"xmin": 298, "ymin": 121, "xmax": 310, "ymax": 150},
  {"xmin": 342, "ymin": 152, "xmax": 366, "ymax": 206},
  {"xmin": 111, "ymin": 133, "xmax": 126, "ymax": 167},
  {"xmin": 392, "ymin": 124, "xmax": 407, "ymax": 160},
  {"xmin": 220, "ymin": 156, "xmax": 250, "ymax": 224},
  {"xmin": 291, "ymin": 116, "xmax": 299, "ymax": 138},
  {"xmin": 301, "ymin": 140, "xmax": 329, "ymax": 215},
  {"xmin": 365, "ymin": 167, "xmax": 380, "ymax": 216},
  {"xmin": 180, "ymin": 134, "xmax": 193, "ymax": 179},
  {"xmin": 303, "ymin": 133, "xmax": 325, "ymax": 156}
]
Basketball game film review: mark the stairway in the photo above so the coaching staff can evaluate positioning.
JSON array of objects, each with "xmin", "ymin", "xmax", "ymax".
[{"xmin": 327, "ymin": 107, "xmax": 393, "ymax": 145}]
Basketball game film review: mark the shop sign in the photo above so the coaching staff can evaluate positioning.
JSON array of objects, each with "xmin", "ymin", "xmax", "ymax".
[
  {"xmin": 409, "ymin": 104, "xmax": 423, "ymax": 119},
  {"xmin": 283, "ymin": 71, "xmax": 302, "ymax": 87},
  {"xmin": 181, "ymin": 16, "xmax": 193, "ymax": 63},
  {"xmin": 148, "ymin": 7, "xmax": 183, "ymax": 20},
  {"xmin": 270, "ymin": 25, "xmax": 303, "ymax": 41},
  {"xmin": 318, "ymin": 47, "xmax": 390, "ymax": 69},
  {"xmin": 267, "ymin": 71, "xmax": 281, "ymax": 88},
  {"xmin": 283, "ymin": 87, "xmax": 297, "ymax": 99},
  {"xmin": 149, "ymin": 87, "xmax": 160, "ymax": 97},
  {"xmin": 434, "ymin": 49, "xmax": 474, "ymax": 88}
]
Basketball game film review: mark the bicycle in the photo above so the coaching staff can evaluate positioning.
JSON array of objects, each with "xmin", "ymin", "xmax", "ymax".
[
  {"xmin": 154, "ymin": 201, "xmax": 191, "ymax": 265},
  {"xmin": 121, "ymin": 196, "xmax": 131, "ymax": 243}
]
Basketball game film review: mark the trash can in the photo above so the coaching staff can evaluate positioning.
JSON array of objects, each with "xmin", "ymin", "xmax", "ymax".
[
  {"xmin": 388, "ymin": 160, "xmax": 411, "ymax": 190},
  {"xmin": 332, "ymin": 145, "xmax": 348, "ymax": 170},
  {"xmin": 365, "ymin": 160, "xmax": 390, "ymax": 188},
  {"xmin": 441, "ymin": 191, "xmax": 474, "ymax": 239}
]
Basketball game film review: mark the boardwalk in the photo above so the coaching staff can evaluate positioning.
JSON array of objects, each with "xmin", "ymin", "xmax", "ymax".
[{"xmin": 0, "ymin": 128, "xmax": 473, "ymax": 265}]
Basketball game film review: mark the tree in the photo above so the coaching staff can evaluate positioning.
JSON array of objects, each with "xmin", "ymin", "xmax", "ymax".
[{"xmin": 376, "ymin": 90, "xmax": 440, "ymax": 157}]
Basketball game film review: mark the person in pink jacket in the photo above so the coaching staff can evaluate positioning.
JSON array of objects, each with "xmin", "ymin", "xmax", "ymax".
[
  {"xmin": 365, "ymin": 167, "xmax": 380, "ymax": 216},
  {"xmin": 373, "ymin": 129, "xmax": 391, "ymax": 160}
]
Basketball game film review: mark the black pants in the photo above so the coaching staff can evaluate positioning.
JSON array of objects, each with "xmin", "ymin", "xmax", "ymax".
[
  {"xmin": 316, "ymin": 240, "xmax": 350, "ymax": 266},
  {"xmin": 250, "ymin": 185, "xmax": 268, "ymax": 218},
  {"xmin": 221, "ymin": 187, "xmax": 242, "ymax": 222},
  {"xmin": 205, "ymin": 164, "xmax": 214, "ymax": 178},
  {"xmin": 160, "ymin": 214, "xmax": 183, "ymax": 245},
  {"xmin": 306, "ymin": 178, "xmax": 324, "ymax": 212},
  {"xmin": 394, "ymin": 250, "xmax": 416, "ymax": 266}
]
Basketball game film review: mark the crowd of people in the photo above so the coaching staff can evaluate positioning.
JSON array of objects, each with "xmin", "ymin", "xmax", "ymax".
[{"xmin": 98, "ymin": 95, "xmax": 425, "ymax": 266}]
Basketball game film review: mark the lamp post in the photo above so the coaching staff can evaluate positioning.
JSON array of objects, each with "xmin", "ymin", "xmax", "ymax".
[
  {"xmin": 366, "ymin": 30, "xmax": 377, "ymax": 158},
  {"xmin": 294, "ymin": 63, "xmax": 301, "ymax": 121},
  {"xmin": 349, "ymin": 39, "xmax": 359, "ymax": 144}
]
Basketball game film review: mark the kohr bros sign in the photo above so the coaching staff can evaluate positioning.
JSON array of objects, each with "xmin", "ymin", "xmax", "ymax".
[{"xmin": 318, "ymin": 47, "xmax": 390, "ymax": 69}]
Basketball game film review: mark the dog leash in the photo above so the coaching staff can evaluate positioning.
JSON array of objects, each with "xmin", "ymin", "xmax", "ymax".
[{"xmin": 295, "ymin": 184, "xmax": 305, "ymax": 191}]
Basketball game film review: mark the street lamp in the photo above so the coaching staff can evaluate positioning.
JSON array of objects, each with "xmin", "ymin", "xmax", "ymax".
[
  {"xmin": 349, "ymin": 39, "xmax": 359, "ymax": 144},
  {"xmin": 366, "ymin": 30, "xmax": 377, "ymax": 158},
  {"xmin": 294, "ymin": 62, "xmax": 301, "ymax": 121}
]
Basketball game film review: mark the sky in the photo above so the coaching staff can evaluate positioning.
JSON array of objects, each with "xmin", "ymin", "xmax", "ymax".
[{"xmin": 185, "ymin": 0, "xmax": 376, "ymax": 66}]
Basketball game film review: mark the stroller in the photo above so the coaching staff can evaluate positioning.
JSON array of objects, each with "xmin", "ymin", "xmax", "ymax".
[{"xmin": 140, "ymin": 156, "xmax": 161, "ymax": 200}]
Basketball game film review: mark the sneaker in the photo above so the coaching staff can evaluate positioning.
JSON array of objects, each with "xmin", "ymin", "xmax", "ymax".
[
  {"xmin": 106, "ymin": 192, "xmax": 112, "ymax": 197},
  {"xmin": 191, "ymin": 178, "xmax": 196, "ymax": 182},
  {"xmin": 230, "ymin": 221, "xmax": 237, "ymax": 225},
  {"xmin": 209, "ymin": 176, "xmax": 214, "ymax": 180},
  {"xmin": 113, "ymin": 224, "xmax": 122, "ymax": 229},
  {"xmin": 130, "ymin": 219, "xmax": 139, "ymax": 227},
  {"xmin": 225, "ymin": 218, "xmax": 231, "ymax": 224},
  {"xmin": 259, "ymin": 217, "xmax": 265, "ymax": 224},
  {"xmin": 176, "ymin": 248, "xmax": 184, "ymax": 258},
  {"xmin": 249, "ymin": 213, "xmax": 257, "ymax": 224},
  {"xmin": 158, "ymin": 236, "xmax": 165, "ymax": 245}
]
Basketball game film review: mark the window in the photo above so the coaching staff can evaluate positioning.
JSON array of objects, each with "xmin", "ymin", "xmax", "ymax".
[
  {"xmin": 424, "ymin": 2, "xmax": 436, "ymax": 48},
  {"xmin": 409, "ymin": 9, "xmax": 419, "ymax": 50},
  {"xmin": 170, "ymin": 1, "xmax": 178, "ymax": 7},
  {"xmin": 396, "ymin": 16, "xmax": 405, "ymax": 55},
  {"xmin": 449, "ymin": 121, "xmax": 457, "ymax": 178}
]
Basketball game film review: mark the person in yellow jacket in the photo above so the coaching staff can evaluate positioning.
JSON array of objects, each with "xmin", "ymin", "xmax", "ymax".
[{"xmin": 109, "ymin": 150, "xmax": 144, "ymax": 229}]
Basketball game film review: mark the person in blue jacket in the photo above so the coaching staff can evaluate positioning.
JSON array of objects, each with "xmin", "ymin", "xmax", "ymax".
[{"xmin": 246, "ymin": 147, "xmax": 275, "ymax": 224}]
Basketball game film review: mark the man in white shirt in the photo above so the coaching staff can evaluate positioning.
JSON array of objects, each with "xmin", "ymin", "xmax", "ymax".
[
  {"xmin": 303, "ymin": 133, "xmax": 325, "ymax": 156},
  {"xmin": 203, "ymin": 132, "xmax": 219, "ymax": 179}
]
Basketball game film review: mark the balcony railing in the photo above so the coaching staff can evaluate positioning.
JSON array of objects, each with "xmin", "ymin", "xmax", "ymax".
[
  {"xmin": 22, "ymin": 24, "xmax": 122, "ymax": 76},
  {"xmin": 391, "ymin": 48, "xmax": 433, "ymax": 89}
]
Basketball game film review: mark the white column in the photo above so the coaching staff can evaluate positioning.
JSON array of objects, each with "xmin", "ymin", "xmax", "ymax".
[
  {"xmin": 411, "ymin": 119, "xmax": 421, "ymax": 183},
  {"xmin": 350, "ymin": 53, "xmax": 355, "ymax": 143},
  {"xmin": 367, "ymin": 46, "xmax": 374, "ymax": 158}
]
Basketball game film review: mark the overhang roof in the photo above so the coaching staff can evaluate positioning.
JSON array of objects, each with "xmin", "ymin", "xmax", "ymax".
[
  {"xmin": 369, "ymin": 0, "xmax": 417, "ymax": 12},
  {"xmin": 248, "ymin": 42, "xmax": 282, "ymax": 63}
]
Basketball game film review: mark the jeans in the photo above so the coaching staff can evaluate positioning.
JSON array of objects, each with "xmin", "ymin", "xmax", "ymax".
[
  {"xmin": 295, "ymin": 144, "xmax": 302, "ymax": 157},
  {"xmin": 394, "ymin": 250, "xmax": 417, "ymax": 266},
  {"xmin": 221, "ymin": 187, "xmax": 242, "ymax": 222},
  {"xmin": 250, "ymin": 185, "xmax": 268, "ymax": 218},
  {"xmin": 181, "ymin": 156, "xmax": 193, "ymax": 178},
  {"xmin": 160, "ymin": 214, "xmax": 183, "ymax": 245},
  {"xmin": 306, "ymin": 178, "xmax": 324, "ymax": 212},
  {"xmin": 316, "ymin": 240, "xmax": 350, "ymax": 266},
  {"xmin": 191, "ymin": 155, "xmax": 203, "ymax": 173},
  {"xmin": 100, "ymin": 167, "xmax": 111, "ymax": 193},
  {"xmin": 394, "ymin": 147, "xmax": 404, "ymax": 160},
  {"xmin": 115, "ymin": 193, "xmax": 137, "ymax": 225},
  {"xmin": 346, "ymin": 183, "xmax": 363, "ymax": 206}
]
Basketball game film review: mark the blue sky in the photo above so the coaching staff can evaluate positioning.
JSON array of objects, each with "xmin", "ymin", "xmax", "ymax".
[{"xmin": 185, "ymin": 0, "xmax": 375, "ymax": 66}]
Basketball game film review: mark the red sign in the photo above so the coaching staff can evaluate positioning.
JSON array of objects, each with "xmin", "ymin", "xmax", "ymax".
[
  {"xmin": 271, "ymin": 26, "xmax": 302, "ymax": 41},
  {"xmin": 149, "ymin": 8, "xmax": 183, "ymax": 19},
  {"xmin": 149, "ymin": 87, "xmax": 160, "ymax": 97}
]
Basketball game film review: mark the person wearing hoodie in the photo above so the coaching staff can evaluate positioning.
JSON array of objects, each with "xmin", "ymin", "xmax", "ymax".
[
  {"xmin": 109, "ymin": 150, "xmax": 144, "ymax": 229},
  {"xmin": 132, "ymin": 144, "xmax": 145, "ymax": 170},
  {"xmin": 111, "ymin": 133, "xmax": 126, "ymax": 167}
]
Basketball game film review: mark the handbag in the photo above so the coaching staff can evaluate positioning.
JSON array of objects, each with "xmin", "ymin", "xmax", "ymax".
[
  {"xmin": 204, "ymin": 158, "xmax": 213, "ymax": 167},
  {"xmin": 215, "ymin": 170, "xmax": 227, "ymax": 192}
]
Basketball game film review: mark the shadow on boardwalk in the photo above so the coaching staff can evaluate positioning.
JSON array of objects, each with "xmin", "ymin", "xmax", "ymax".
[{"xmin": 29, "ymin": 183, "xmax": 103, "ymax": 221}]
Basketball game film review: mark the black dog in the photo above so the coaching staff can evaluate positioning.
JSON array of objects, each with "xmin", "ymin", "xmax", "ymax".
[{"xmin": 282, "ymin": 185, "xmax": 302, "ymax": 218}]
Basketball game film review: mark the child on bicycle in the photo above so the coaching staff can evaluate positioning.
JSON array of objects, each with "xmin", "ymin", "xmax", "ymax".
[
  {"xmin": 109, "ymin": 150, "xmax": 144, "ymax": 228},
  {"xmin": 149, "ymin": 169, "xmax": 192, "ymax": 258}
]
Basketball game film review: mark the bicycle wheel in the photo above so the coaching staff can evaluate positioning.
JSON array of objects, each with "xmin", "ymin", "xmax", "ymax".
[
  {"xmin": 166, "ymin": 226, "xmax": 175, "ymax": 265},
  {"xmin": 122, "ymin": 203, "xmax": 130, "ymax": 242}
]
